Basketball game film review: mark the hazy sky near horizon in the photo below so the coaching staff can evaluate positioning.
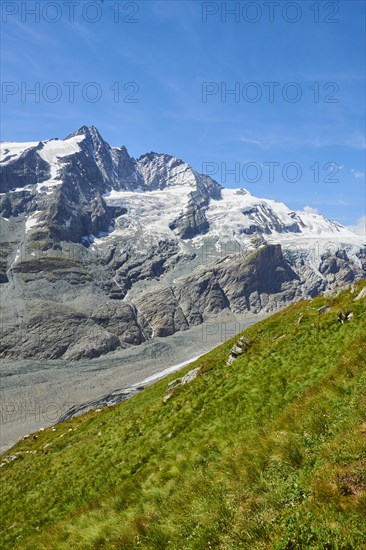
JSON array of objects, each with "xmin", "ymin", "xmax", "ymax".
[{"xmin": 1, "ymin": 0, "xmax": 365, "ymax": 228}]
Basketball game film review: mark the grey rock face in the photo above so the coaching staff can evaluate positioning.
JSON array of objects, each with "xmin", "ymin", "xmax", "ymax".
[
  {"xmin": 136, "ymin": 245, "xmax": 302, "ymax": 335},
  {"xmin": 136, "ymin": 287, "xmax": 189, "ymax": 338},
  {"xmin": 168, "ymin": 366, "xmax": 201, "ymax": 389},
  {"xmin": 0, "ymin": 301, "xmax": 118, "ymax": 360},
  {"xmin": 355, "ymin": 286, "xmax": 366, "ymax": 301},
  {"xmin": 0, "ymin": 143, "xmax": 49, "ymax": 193},
  {"xmin": 227, "ymin": 336, "xmax": 251, "ymax": 365},
  {"xmin": 163, "ymin": 366, "xmax": 202, "ymax": 402},
  {"xmin": 240, "ymin": 204, "xmax": 303, "ymax": 235},
  {"xmin": 91, "ymin": 302, "xmax": 144, "ymax": 345},
  {"xmin": 0, "ymin": 126, "xmax": 364, "ymax": 360},
  {"xmin": 169, "ymin": 192, "xmax": 210, "ymax": 239},
  {"xmin": 112, "ymin": 240, "xmax": 192, "ymax": 297}
]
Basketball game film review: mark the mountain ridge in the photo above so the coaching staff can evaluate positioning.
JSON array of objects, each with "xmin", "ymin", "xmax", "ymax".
[{"xmin": 0, "ymin": 126, "xmax": 365, "ymax": 361}]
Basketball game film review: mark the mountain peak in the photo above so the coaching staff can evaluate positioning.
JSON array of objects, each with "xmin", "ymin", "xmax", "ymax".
[
  {"xmin": 137, "ymin": 151, "xmax": 175, "ymax": 162},
  {"xmin": 66, "ymin": 125, "xmax": 103, "ymax": 142}
]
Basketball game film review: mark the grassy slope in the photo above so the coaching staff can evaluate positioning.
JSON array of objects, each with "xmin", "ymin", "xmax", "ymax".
[{"xmin": 1, "ymin": 282, "xmax": 366, "ymax": 549}]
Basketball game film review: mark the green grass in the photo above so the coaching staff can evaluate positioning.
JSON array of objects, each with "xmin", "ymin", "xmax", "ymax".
[{"xmin": 1, "ymin": 281, "xmax": 366, "ymax": 549}]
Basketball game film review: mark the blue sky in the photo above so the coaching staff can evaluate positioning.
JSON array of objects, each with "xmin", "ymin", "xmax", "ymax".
[{"xmin": 1, "ymin": 0, "xmax": 365, "ymax": 228}]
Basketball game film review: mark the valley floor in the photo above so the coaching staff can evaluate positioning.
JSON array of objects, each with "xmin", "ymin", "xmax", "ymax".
[{"xmin": 0, "ymin": 311, "xmax": 263, "ymax": 454}]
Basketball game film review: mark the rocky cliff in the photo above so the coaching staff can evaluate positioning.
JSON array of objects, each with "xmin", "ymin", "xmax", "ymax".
[{"xmin": 0, "ymin": 126, "xmax": 364, "ymax": 360}]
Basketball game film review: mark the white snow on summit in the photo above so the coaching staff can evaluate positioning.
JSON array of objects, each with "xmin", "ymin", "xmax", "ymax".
[
  {"xmin": 35, "ymin": 134, "xmax": 85, "ymax": 193},
  {"xmin": 202, "ymin": 188, "xmax": 361, "ymax": 243},
  {"xmin": 0, "ymin": 142, "xmax": 39, "ymax": 163},
  {"xmin": 1, "ymin": 134, "xmax": 86, "ymax": 195},
  {"xmin": 96, "ymin": 185, "xmax": 364, "ymax": 269},
  {"xmin": 102, "ymin": 185, "xmax": 193, "ymax": 243},
  {"xmin": 38, "ymin": 135, "xmax": 85, "ymax": 176},
  {"xmin": 1, "ymin": 129, "xmax": 364, "ymax": 269},
  {"xmin": 196, "ymin": 188, "xmax": 364, "ymax": 263}
]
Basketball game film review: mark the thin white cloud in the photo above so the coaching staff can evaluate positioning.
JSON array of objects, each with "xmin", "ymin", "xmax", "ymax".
[
  {"xmin": 294, "ymin": 134, "xmax": 365, "ymax": 150},
  {"xmin": 240, "ymin": 137, "xmax": 263, "ymax": 146},
  {"xmin": 303, "ymin": 205, "xmax": 319, "ymax": 214},
  {"xmin": 233, "ymin": 129, "xmax": 366, "ymax": 151},
  {"xmin": 351, "ymin": 169, "xmax": 365, "ymax": 179},
  {"xmin": 2, "ymin": 17, "xmax": 59, "ymax": 48},
  {"xmin": 348, "ymin": 216, "xmax": 366, "ymax": 238}
]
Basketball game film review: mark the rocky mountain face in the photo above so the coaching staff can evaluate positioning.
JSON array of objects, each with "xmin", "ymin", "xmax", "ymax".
[{"xmin": 0, "ymin": 126, "xmax": 365, "ymax": 360}]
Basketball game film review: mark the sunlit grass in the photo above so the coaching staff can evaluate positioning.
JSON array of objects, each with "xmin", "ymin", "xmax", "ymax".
[{"xmin": 1, "ymin": 281, "xmax": 365, "ymax": 549}]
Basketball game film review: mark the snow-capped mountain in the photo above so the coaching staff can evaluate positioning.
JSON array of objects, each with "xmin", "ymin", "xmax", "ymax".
[
  {"xmin": 1, "ymin": 125, "xmax": 362, "ymax": 250},
  {"xmin": 0, "ymin": 126, "xmax": 364, "ymax": 360}
]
